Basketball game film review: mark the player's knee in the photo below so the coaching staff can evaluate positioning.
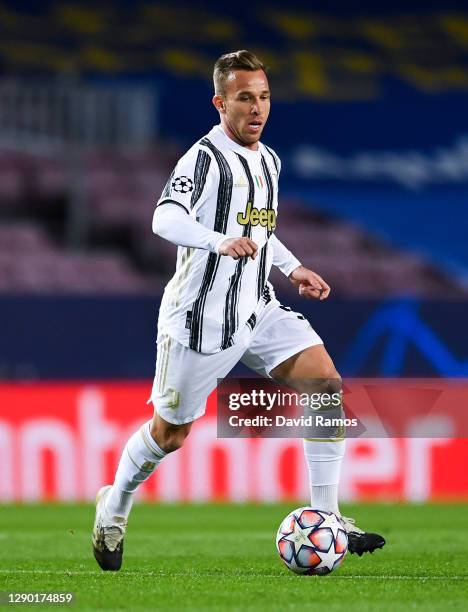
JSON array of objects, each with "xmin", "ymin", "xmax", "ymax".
[
  {"xmin": 150, "ymin": 421, "xmax": 191, "ymax": 454},
  {"xmin": 321, "ymin": 371, "xmax": 342, "ymax": 396},
  {"xmin": 306, "ymin": 370, "xmax": 343, "ymax": 419},
  {"xmin": 307, "ymin": 368, "xmax": 342, "ymax": 398},
  {"xmin": 159, "ymin": 434, "xmax": 186, "ymax": 453},
  {"xmin": 314, "ymin": 361, "xmax": 340, "ymax": 381}
]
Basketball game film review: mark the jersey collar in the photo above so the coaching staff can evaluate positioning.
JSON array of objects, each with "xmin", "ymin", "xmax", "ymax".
[{"xmin": 211, "ymin": 124, "xmax": 263, "ymax": 158}]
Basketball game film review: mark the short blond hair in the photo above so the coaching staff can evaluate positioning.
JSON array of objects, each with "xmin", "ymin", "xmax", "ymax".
[{"xmin": 213, "ymin": 50, "xmax": 267, "ymax": 95}]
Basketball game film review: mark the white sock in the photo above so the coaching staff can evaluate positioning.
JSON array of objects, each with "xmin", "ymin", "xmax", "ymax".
[
  {"xmin": 303, "ymin": 438, "xmax": 345, "ymax": 515},
  {"xmin": 105, "ymin": 420, "xmax": 166, "ymax": 520},
  {"xmin": 106, "ymin": 488, "xmax": 134, "ymax": 520},
  {"xmin": 310, "ymin": 484, "xmax": 340, "ymax": 515}
]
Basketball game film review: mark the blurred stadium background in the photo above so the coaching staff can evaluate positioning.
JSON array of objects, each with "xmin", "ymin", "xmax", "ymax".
[{"xmin": 1, "ymin": 0, "xmax": 468, "ymax": 505}]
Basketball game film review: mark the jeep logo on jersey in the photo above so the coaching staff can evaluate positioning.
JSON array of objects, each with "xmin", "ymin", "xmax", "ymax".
[
  {"xmin": 237, "ymin": 201, "xmax": 276, "ymax": 231},
  {"xmin": 172, "ymin": 176, "xmax": 194, "ymax": 193}
]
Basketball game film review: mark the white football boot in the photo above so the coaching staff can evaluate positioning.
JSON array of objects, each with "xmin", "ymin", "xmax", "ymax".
[{"xmin": 92, "ymin": 485, "xmax": 127, "ymax": 571}]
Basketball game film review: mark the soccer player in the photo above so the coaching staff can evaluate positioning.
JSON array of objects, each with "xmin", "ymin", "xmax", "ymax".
[{"xmin": 92, "ymin": 50, "xmax": 385, "ymax": 570}]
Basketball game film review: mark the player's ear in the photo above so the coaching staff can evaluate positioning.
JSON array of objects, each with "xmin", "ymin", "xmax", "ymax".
[{"xmin": 212, "ymin": 95, "xmax": 225, "ymax": 113}]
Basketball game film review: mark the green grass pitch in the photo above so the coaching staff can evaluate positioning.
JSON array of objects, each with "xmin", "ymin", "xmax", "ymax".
[{"xmin": 0, "ymin": 503, "xmax": 467, "ymax": 611}]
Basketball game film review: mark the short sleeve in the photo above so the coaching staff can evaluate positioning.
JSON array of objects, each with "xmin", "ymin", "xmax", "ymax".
[{"xmin": 156, "ymin": 145, "xmax": 217, "ymax": 213}]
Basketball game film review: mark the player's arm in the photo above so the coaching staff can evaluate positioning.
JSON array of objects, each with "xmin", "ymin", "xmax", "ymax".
[
  {"xmin": 153, "ymin": 204, "xmax": 257, "ymax": 260},
  {"xmin": 267, "ymin": 149, "xmax": 329, "ymax": 299},
  {"xmin": 270, "ymin": 233, "xmax": 301, "ymax": 277},
  {"xmin": 270, "ymin": 234, "xmax": 330, "ymax": 300}
]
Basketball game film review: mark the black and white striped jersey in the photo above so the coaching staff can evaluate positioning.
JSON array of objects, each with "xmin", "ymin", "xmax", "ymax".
[{"xmin": 155, "ymin": 124, "xmax": 293, "ymax": 354}]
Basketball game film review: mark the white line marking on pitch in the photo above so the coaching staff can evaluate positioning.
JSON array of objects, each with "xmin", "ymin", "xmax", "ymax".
[{"xmin": 0, "ymin": 570, "xmax": 466, "ymax": 580}]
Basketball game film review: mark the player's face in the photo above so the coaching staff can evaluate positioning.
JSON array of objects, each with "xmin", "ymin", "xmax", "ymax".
[{"xmin": 214, "ymin": 70, "xmax": 270, "ymax": 150}]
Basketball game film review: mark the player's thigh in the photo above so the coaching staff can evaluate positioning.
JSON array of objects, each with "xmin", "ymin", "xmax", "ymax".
[
  {"xmin": 240, "ymin": 301, "xmax": 324, "ymax": 381},
  {"xmin": 148, "ymin": 332, "xmax": 245, "ymax": 425},
  {"xmin": 271, "ymin": 343, "xmax": 338, "ymax": 381},
  {"xmin": 270, "ymin": 343, "xmax": 341, "ymax": 394}
]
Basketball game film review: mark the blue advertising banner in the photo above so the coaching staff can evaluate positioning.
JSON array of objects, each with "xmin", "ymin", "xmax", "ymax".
[{"xmin": 4, "ymin": 296, "xmax": 468, "ymax": 379}]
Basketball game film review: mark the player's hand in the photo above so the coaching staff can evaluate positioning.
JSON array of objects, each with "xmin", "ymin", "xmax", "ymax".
[
  {"xmin": 218, "ymin": 237, "xmax": 258, "ymax": 260},
  {"xmin": 289, "ymin": 265, "xmax": 330, "ymax": 300}
]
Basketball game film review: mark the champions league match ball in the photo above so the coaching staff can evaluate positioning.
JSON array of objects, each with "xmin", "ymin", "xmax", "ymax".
[{"xmin": 276, "ymin": 508, "xmax": 348, "ymax": 575}]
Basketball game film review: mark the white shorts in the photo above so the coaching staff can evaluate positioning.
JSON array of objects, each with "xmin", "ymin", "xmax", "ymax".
[{"xmin": 148, "ymin": 297, "xmax": 323, "ymax": 424}]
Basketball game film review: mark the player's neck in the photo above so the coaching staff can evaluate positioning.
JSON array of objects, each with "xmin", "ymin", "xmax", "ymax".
[{"xmin": 219, "ymin": 122, "xmax": 259, "ymax": 151}]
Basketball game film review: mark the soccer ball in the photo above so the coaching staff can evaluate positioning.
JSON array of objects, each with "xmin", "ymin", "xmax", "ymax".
[{"xmin": 276, "ymin": 507, "xmax": 348, "ymax": 575}]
